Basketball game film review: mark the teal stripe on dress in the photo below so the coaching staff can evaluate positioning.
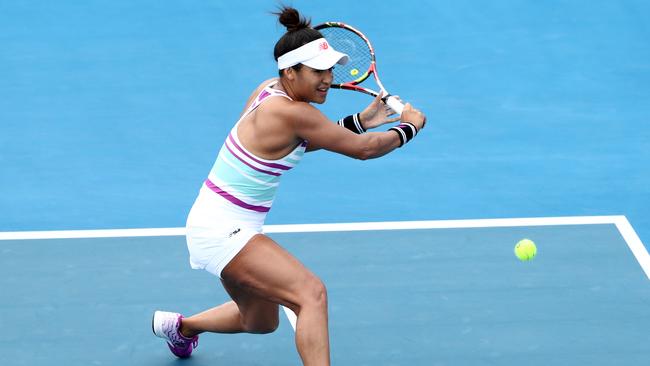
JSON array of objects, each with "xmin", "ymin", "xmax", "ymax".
[
  {"xmin": 284, "ymin": 157, "xmax": 301, "ymax": 165},
  {"xmin": 210, "ymin": 149, "xmax": 280, "ymax": 203},
  {"xmin": 212, "ymin": 146, "xmax": 281, "ymax": 184},
  {"xmin": 284, "ymin": 146, "xmax": 306, "ymax": 165},
  {"xmin": 292, "ymin": 146, "xmax": 306, "ymax": 157},
  {"xmin": 214, "ymin": 176, "xmax": 277, "ymax": 204},
  {"xmin": 211, "ymin": 163, "xmax": 279, "ymax": 203}
]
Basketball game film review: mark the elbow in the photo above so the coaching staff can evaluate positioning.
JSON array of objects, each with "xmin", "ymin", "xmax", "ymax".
[
  {"xmin": 357, "ymin": 147, "xmax": 374, "ymax": 160},
  {"xmin": 356, "ymin": 151, "xmax": 371, "ymax": 161},
  {"xmin": 355, "ymin": 136, "xmax": 381, "ymax": 160}
]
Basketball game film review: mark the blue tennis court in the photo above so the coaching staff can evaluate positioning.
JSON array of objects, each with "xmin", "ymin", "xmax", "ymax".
[
  {"xmin": 1, "ymin": 1, "xmax": 649, "ymax": 365},
  {"xmin": 1, "ymin": 218, "xmax": 649, "ymax": 365}
]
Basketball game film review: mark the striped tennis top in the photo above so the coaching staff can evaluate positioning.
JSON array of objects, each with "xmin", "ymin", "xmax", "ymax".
[{"xmin": 204, "ymin": 82, "xmax": 307, "ymax": 214}]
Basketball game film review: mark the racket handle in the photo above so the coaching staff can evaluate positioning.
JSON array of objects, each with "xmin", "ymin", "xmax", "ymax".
[{"xmin": 384, "ymin": 95, "xmax": 404, "ymax": 115}]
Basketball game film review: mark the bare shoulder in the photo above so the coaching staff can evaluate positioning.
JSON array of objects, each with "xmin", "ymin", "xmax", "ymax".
[
  {"xmin": 249, "ymin": 78, "xmax": 279, "ymax": 99},
  {"xmin": 256, "ymin": 77, "xmax": 279, "ymax": 91},
  {"xmin": 263, "ymin": 98, "xmax": 324, "ymax": 126},
  {"xmin": 240, "ymin": 77, "xmax": 280, "ymax": 116}
]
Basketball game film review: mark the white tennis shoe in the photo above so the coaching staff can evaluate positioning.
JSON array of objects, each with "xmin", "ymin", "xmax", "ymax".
[{"xmin": 152, "ymin": 310, "xmax": 198, "ymax": 358}]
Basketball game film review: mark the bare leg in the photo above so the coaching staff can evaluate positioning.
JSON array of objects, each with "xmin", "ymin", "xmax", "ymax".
[
  {"xmin": 180, "ymin": 301, "xmax": 248, "ymax": 335},
  {"xmin": 180, "ymin": 234, "xmax": 330, "ymax": 366}
]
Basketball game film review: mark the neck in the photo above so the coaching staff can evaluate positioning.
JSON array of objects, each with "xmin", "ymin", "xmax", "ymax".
[{"xmin": 276, "ymin": 77, "xmax": 305, "ymax": 102}]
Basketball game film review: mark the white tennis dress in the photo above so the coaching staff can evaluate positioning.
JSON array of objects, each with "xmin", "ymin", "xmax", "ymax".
[{"xmin": 186, "ymin": 82, "xmax": 307, "ymax": 278}]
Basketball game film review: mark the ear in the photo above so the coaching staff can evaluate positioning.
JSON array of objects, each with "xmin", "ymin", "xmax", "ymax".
[{"xmin": 283, "ymin": 67, "xmax": 295, "ymax": 81}]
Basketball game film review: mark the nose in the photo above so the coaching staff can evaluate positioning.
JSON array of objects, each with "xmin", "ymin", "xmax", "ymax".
[{"xmin": 323, "ymin": 68, "xmax": 333, "ymax": 84}]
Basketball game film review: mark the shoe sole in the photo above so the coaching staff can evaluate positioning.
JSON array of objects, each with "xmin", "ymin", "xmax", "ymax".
[
  {"xmin": 151, "ymin": 311, "xmax": 156, "ymax": 336},
  {"xmin": 151, "ymin": 310, "xmax": 166, "ymax": 338}
]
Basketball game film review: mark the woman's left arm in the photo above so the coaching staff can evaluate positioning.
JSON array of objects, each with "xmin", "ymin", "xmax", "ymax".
[{"xmin": 306, "ymin": 93, "xmax": 400, "ymax": 152}]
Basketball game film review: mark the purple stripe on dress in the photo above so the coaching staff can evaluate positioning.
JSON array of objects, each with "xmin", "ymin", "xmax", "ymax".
[
  {"xmin": 224, "ymin": 142, "xmax": 281, "ymax": 177},
  {"xmin": 205, "ymin": 179, "xmax": 270, "ymax": 213},
  {"xmin": 227, "ymin": 134, "xmax": 291, "ymax": 170},
  {"xmin": 258, "ymin": 89, "xmax": 271, "ymax": 101}
]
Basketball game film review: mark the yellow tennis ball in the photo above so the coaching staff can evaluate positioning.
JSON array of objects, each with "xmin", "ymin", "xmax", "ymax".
[
  {"xmin": 350, "ymin": 68, "xmax": 359, "ymax": 76},
  {"xmin": 514, "ymin": 239, "xmax": 537, "ymax": 261}
]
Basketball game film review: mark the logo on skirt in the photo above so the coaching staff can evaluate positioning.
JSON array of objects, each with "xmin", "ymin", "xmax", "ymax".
[{"xmin": 229, "ymin": 228, "xmax": 241, "ymax": 238}]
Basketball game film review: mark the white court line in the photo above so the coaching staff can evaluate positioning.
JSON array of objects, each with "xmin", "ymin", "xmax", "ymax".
[
  {"xmin": 614, "ymin": 217, "xmax": 650, "ymax": 281},
  {"xmin": 0, "ymin": 215, "xmax": 626, "ymax": 240},
  {"xmin": 1, "ymin": 215, "xmax": 648, "ymax": 331},
  {"xmin": 0, "ymin": 227, "xmax": 186, "ymax": 240}
]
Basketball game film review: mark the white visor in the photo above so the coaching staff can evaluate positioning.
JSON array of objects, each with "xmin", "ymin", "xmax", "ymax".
[{"xmin": 277, "ymin": 38, "xmax": 349, "ymax": 70}]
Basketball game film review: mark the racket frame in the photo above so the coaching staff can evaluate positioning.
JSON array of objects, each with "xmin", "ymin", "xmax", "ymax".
[{"xmin": 314, "ymin": 22, "xmax": 404, "ymax": 114}]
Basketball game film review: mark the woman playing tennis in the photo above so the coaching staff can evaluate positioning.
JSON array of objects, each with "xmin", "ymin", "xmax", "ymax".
[{"xmin": 153, "ymin": 6, "xmax": 426, "ymax": 366}]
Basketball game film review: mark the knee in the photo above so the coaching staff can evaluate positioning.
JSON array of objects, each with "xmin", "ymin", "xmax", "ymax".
[{"xmin": 299, "ymin": 276, "xmax": 328, "ymax": 310}]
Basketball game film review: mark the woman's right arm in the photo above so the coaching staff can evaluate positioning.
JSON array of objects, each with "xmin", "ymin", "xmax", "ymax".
[{"xmin": 284, "ymin": 102, "xmax": 426, "ymax": 160}]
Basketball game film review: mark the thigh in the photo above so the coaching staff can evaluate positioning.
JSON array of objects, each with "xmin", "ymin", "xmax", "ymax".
[
  {"xmin": 221, "ymin": 233, "xmax": 322, "ymax": 312},
  {"xmin": 221, "ymin": 278, "xmax": 279, "ymax": 328}
]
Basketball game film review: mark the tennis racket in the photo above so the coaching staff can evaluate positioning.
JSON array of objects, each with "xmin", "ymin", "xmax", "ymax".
[{"xmin": 314, "ymin": 22, "xmax": 405, "ymax": 115}]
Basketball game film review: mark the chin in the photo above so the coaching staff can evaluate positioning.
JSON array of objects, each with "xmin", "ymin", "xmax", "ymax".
[{"xmin": 313, "ymin": 95, "xmax": 327, "ymax": 104}]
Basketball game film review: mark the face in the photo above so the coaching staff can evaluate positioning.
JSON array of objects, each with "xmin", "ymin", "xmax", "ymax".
[{"xmin": 286, "ymin": 65, "xmax": 333, "ymax": 104}]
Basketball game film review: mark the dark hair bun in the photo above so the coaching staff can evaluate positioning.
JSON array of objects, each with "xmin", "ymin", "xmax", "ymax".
[{"xmin": 276, "ymin": 6, "xmax": 311, "ymax": 32}]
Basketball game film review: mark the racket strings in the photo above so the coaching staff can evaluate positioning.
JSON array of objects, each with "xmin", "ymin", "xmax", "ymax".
[{"xmin": 318, "ymin": 27, "xmax": 372, "ymax": 85}]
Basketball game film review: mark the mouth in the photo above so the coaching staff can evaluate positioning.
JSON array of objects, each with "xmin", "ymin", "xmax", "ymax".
[{"xmin": 316, "ymin": 86, "xmax": 329, "ymax": 95}]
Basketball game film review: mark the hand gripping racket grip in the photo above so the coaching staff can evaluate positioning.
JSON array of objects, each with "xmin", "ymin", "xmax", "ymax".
[{"xmin": 383, "ymin": 95, "xmax": 404, "ymax": 115}]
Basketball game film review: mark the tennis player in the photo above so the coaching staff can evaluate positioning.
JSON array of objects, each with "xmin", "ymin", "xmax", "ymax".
[{"xmin": 152, "ymin": 6, "xmax": 426, "ymax": 365}]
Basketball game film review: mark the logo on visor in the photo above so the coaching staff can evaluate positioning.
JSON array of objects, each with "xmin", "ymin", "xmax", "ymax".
[{"xmin": 319, "ymin": 41, "xmax": 329, "ymax": 51}]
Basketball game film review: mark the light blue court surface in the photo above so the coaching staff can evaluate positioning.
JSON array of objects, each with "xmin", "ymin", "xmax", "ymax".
[
  {"xmin": 1, "ymin": 0, "xmax": 650, "ymax": 365},
  {"xmin": 1, "ymin": 222, "xmax": 649, "ymax": 365},
  {"xmin": 1, "ymin": 0, "xmax": 649, "ymax": 240}
]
